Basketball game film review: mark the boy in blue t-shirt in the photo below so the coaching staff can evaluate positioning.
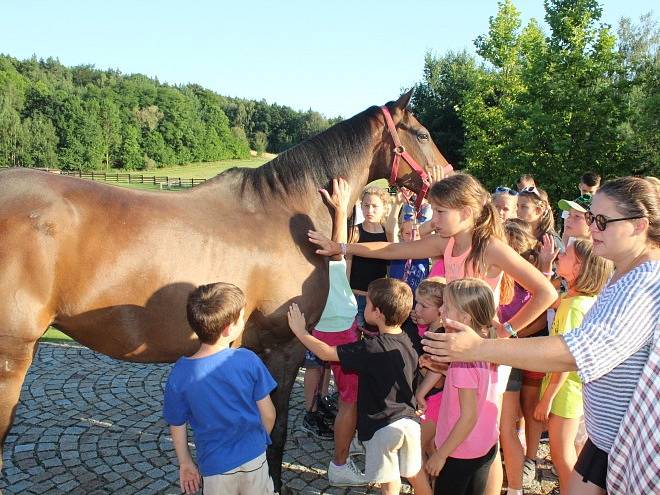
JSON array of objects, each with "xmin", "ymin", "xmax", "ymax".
[{"xmin": 163, "ymin": 282, "xmax": 277, "ymax": 495}]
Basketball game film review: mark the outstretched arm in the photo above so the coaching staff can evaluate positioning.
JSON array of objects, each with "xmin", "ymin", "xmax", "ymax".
[
  {"xmin": 308, "ymin": 228, "xmax": 447, "ymax": 260},
  {"xmin": 287, "ymin": 303, "xmax": 340, "ymax": 362},
  {"xmin": 422, "ymin": 319, "xmax": 577, "ymax": 372},
  {"xmin": 319, "ymin": 178, "xmax": 351, "ymax": 261}
]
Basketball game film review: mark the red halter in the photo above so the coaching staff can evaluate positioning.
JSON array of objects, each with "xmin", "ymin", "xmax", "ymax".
[{"xmin": 380, "ymin": 105, "xmax": 431, "ymax": 218}]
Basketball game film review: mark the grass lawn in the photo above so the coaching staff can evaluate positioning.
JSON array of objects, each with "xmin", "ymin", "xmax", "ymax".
[
  {"xmin": 136, "ymin": 156, "xmax": 272, "ymax": 179},
  {"xmin": 40, "ymin": 327, "xmax": 73, "ymax": 343}
]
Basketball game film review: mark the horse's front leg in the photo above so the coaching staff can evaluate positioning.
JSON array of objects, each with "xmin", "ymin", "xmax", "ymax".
[
  {"xmin": 0, "ymin": 336, "xmax": 40, "ymax": 471},
  {"xmin": 261, "ymin": 337, "xmax": 305, "ymax": 494}
]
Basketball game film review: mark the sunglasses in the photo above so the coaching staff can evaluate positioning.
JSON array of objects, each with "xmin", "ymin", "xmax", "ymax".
[
  {"xmin": 519, "ymin": 186, "xmax": 542, "ymax": 198},
  {"xmin": 494, "ymin": 186, "xmax": 518, "ymax": 196},
  {"xmin": 585, "ymin": 211, "xmax": 646, "ymax": 231}
]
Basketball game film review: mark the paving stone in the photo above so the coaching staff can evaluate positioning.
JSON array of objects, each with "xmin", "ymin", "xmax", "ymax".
[{"xmin": 1, "ymin": 342, "xmax": 557, "ymax": 495}]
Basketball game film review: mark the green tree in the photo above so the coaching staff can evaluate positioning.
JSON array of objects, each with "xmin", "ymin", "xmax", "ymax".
[
  {"xmin": 253, "ymin": 131, "xmax": 268, "ymax": 156},
  {"xmin": 617, "ymin": 13, "xmax": 659, "ymax": 175},
  {"xmin": 17, "ymin": 114, "xmax": 58, "ymax": 167},
  {"xmin": 412, "ymin": 50, "xmax": 482, "ymax": 167},
  {"xmin": 119, "ymin": 124, "xmax": 143, "ymax": 169}
]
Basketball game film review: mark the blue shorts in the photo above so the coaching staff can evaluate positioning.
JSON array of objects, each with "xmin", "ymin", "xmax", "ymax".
[{"xmin": 303, "ymin": 349, "xmax": 325, "ymax": 368}]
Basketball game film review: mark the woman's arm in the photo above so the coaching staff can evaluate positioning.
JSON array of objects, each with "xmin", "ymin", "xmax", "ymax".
[
  {"xmin": 487, "ymin": 239, "xmax": 557, "ymax": 333},
  {"xmin": 308, "ymin": 229, "xmax": 447, "ymax": 260},
  {"xmin": 422, "ymin": 319, "xmax": 578, "ymax": 372}
]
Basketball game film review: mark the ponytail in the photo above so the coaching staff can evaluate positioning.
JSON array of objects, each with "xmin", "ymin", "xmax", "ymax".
[{"xmin": 466, "ymin": 200, "xmax": 505, "ymax": 278}]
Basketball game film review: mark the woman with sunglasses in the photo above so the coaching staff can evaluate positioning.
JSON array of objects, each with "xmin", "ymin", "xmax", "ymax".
[{"xmin": 421, "ymin": 176, "xmax": 659, "ymax": 495}]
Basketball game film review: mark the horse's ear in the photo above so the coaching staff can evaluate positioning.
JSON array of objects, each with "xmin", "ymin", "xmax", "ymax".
[{"xmin": 394, "ymin": 89, "xmax": 414, "ymax": 111}]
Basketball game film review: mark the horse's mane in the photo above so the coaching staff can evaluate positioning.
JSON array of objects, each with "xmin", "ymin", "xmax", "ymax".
[{"xmin": 222, "ymin": 106, "xmax": 380, "ymax": 203}]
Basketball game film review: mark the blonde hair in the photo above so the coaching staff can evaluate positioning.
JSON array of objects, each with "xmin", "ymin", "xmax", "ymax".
[
  {"xmin": 361, "ymin": 186, "xmax": 390, "ymax": 207},
  {"xmin": 443, "ymin": 278, "xmax": 497, "ymax": 339},
  {"xmin": 428, "ymin": 173, "xmax": 505, "ymax": 277},
  {"xmin": 415, "ymin": 277, "xmax": 447, "ymax": 308},
  {"xmin": 350, "ymin": 186, "xmax": 391, "ymax": 243},
  {"xmin": 570, "ymin": 239, "xmax": 614, "ymax": 296}
]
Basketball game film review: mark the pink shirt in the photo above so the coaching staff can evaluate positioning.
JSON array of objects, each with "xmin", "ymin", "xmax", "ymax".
[
  {"xmin": 435, "ymin": 361, "xmax": 500, "ymax": 459},
  {"xmin": 443, "ymin": 237, "xmax": 502, "ymax": 305}
]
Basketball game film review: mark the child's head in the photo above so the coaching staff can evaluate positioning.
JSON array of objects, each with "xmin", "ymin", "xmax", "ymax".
[
  {"xmin": 398, "ymin": 220, "xmax": 418, "ymax": 242},
  {"xmin": 186, "ymin": 282, "xmax": 246, "ymax": 344},
  {"xmin": 414, "ymin": 277, "xmax": 447, "ymax": 326},
  {"xmin": 366, "ymin": 278, "xmax": 413, "ymax": 328},
  {"xmin": 556, "ymin": 238, "xmax": 613, "ymax": 295},
  {"xmin": 579, "ymin": 171, "xmax": 601, "ymax": 195},
  {"xmin": 428, "ymin": 173, "xmax": 504, "ymax": 276},
  {"xmin": 442, "ymin": 278, "xmax": 496, "ymax": 338},
  {"xmin": 360, "ymin": 186, "xmax": 389, "ymax": 225},
  {"xmin": 517, "ymin": 186, "xmax": 555, "ymax": 236},
  {"xmin": 493, "ymin": 188, "xmax": 518, "ymax": 221},
  {"xmin": 504, "ymin": 218, "xmax": 539, "ymax": 264},
  {"xmin": 516, "ymin": 174, "xmax": 536, "ymax": 191}
]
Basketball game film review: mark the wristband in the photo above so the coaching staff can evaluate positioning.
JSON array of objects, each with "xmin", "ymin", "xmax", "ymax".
[
  {"xmin": 339, "ymin": 243, "xmax": 347, "ymax": 256},
  {"xmin": 503, "ymin": 322, "xmax": 518, "ymax": 338}
]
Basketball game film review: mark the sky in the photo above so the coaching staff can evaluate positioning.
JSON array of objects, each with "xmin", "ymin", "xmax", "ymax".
[{"xmin": 1, "ymin": 1, "xmax": 654, "ymax": 118}]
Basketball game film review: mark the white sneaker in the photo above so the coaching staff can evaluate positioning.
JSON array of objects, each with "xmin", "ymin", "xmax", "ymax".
[
  {"xmin": 328, "ymin": 458, "xmax": 368, "ymax": 486},
  {"xmin": 349, "ymin": 436, "xmax": 365, "ymax": 455}
]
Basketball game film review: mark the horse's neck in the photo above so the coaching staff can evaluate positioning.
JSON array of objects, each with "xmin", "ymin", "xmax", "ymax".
[{"xmin": 195, "ymin": 110, "xmax": 385, "ymax": 215}]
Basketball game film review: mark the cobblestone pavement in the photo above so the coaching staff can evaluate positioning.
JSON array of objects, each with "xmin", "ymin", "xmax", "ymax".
[{"xmin": 1, "ymin": 342, "xmax": 558, "ymax": 494}]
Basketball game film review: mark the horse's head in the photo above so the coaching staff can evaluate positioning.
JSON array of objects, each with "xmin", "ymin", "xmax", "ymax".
[{"xmin": 371, "ymin": 90, "xmax": 451, "ymax": 205}]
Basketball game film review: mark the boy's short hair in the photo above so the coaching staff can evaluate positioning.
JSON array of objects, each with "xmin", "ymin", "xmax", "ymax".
[
  {"xmin": 580, "ymin": 171, "xmax": 601, "ymax": 187},
  {"xmin": 367, "ymin": 278, "xmax": 413, "ymax": 327},
  {"xmin": 186, "ymin": 283, "xmax": 246, "ymax": 344}
]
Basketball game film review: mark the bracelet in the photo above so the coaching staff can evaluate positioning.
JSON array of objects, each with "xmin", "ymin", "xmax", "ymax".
[
  {"xmin": 339, "ymin": 243, "xmax": 348, "ymax": 256},
  {"xmin": 542, "ymin": 271, "xmax": 553, "ymax": 277},
  {"xmin": 503, "ymin": 322, "xmax": 518, "ymax": 338}
]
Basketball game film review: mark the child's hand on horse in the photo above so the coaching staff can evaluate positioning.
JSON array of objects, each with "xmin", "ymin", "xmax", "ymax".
[
  {"xmin": 319, "ymin": 177, "xmax": 352, "ymax": 215},
  {"xmin": 308, "ymin": 230, "xmax": 341, "ymax": 256},
  {"xmin": 287, "ymin": 303, "xmax": 308, "ymax": 336}
]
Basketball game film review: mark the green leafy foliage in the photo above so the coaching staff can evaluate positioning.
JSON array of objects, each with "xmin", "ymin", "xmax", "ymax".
[
  {"xmin": 0, "ymin": 55, "xmax": 339, "ymax": 170},
  {"xmin": 414, "ymin": 0, "xmax": 659, "ymax": 199}
]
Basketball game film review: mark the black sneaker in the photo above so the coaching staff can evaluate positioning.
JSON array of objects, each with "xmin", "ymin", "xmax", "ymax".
[
  {"xmin": 317, "ymin": 395, "xmax": 338, "ymax": 422},
  {"xmin": 301, "ymin": 411, "xmax": 334, "ymax": 439}
]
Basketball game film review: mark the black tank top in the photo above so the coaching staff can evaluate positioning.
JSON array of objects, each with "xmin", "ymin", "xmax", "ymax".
[{"xmin": 349, "ymin": 224, "xmax": 389, "ymax": 291}]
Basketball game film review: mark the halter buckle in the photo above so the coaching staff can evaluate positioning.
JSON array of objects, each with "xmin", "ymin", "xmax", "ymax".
[{"xmin": 393, "ymin": 145, "xmax": 406, "ymax": 155}]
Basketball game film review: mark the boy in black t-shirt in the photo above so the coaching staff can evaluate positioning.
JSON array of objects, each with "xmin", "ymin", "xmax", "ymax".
[{"xmin": 288, "ymin": 278, "xmax": 432, "ymax": 495}]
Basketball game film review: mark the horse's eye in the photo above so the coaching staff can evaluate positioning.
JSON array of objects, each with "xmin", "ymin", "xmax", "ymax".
[{"xmin": 417, "ymin": 132, "xmax": 430, "ymax": 141}]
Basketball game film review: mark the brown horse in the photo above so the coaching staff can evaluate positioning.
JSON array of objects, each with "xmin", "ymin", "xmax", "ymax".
[{"xmin": 0, "ymin": 91, "xmax": 449, "ymax": 490}]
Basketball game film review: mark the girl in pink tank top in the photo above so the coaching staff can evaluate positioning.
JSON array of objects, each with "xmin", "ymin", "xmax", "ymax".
[
  {"xmin": 443, "ymin": 236, "xmax": 503, "ymax": 305},
  {"xmin": 310, "ymin": 173, "xmax": 556, "ymax": 353}
]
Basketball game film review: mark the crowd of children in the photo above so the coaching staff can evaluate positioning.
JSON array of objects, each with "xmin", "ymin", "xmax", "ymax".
[{"xmin": 161, "ymin": 170, "xmax": 658, "ymax": 495}]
